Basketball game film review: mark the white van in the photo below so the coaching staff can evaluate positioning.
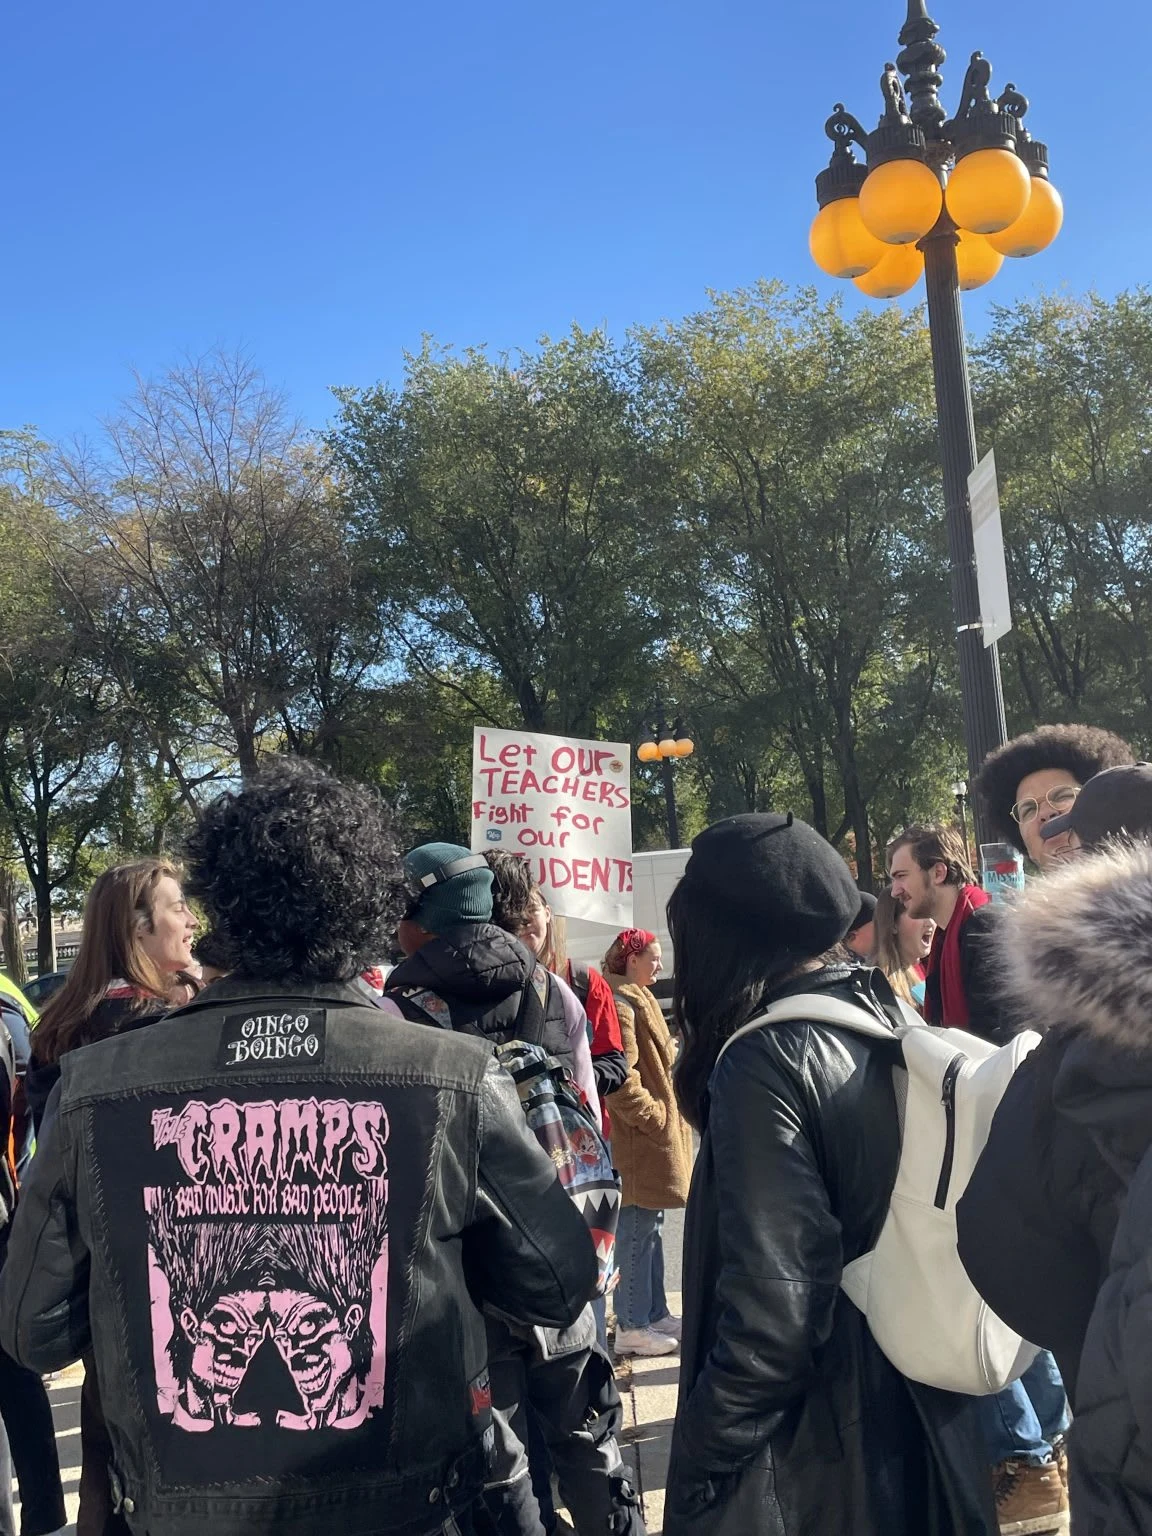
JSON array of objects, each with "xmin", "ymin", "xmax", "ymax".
[{"xmin": 562, "ymin": 848, "xmax": 689, "ymax": 1013}]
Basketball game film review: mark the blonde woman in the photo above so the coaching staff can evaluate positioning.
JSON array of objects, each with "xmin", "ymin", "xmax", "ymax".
[{"xmin": 869, "ymin": 886, "xmax": 934, "ymax": 1012}]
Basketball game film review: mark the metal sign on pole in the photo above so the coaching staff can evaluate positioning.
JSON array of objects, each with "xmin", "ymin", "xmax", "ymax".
[{"xmin": 968, "ymin": 449, "xmax": 1012, "ymax": 648}]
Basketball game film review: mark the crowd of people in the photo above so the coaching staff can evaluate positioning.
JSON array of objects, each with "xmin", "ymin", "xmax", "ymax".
[{"xmin": 0, "ymin": 722, "xmax": 1150, "ymax": 1536}]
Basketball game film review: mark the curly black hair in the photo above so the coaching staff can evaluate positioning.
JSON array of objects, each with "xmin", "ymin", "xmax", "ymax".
[
  {"xmin": 190, "ymin": 929, "xmax": 232, "ymax": 972},
  {"xmin": 484, "ymin": 850, "xmax": 538, "ymax": 935},
  {"xmin": 974, "ymin": 724, "xmax": 1135, "ymax": 852},
  {"xmin": 184, "ymin": 758, "xmax": 406, "ymax": 982}
]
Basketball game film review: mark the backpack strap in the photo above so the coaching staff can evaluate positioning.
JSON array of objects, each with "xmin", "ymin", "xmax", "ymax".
[
  {"xmin": 715, "ymin": 992, "xmax": 912, "ymax": 1068},
  {"xmin": 567, "ymin": 961, "xmax": 592, "ymax": 1010},
  {"xmin": 510, "ymin": 965, "xmax": 551, "ymax": 1049}
]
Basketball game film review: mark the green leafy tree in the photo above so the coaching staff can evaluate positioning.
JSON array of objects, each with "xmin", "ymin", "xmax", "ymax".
[
  {"xmin": 51, "ymin": 354, "xmax": 345, "ymax": 778},
  {"xmin": 640, "ymin": 283, "xmax": 952, "ymax": 883},
  {"xmin": 0, "ymin": 482, "xmax": 126, "ymax": 971},
  {"xmin": 329, "ymin": 328, "xmax": 673, "ymax": 738},
  {"xmin": 973, "ymin": 290, "xmax": 1152, "ymax": 747}
]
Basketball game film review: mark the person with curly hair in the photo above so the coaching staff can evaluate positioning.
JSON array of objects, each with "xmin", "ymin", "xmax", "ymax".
[
  {"xmin": 974, "ymin": 723, "xmax": 1135, "ymax": 870},
  {"xmin": 1, "ymin": 759, "xmax": 596, "ymax": 1536}
]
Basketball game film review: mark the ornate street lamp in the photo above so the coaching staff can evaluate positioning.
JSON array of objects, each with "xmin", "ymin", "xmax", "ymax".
[
  {"xmin": 809, "ymin": 2, "xmax": 1063, "ymax": 833},
  {"xmin": 637, "ymin": 711, "xmax": 695, "ymax": 848}
]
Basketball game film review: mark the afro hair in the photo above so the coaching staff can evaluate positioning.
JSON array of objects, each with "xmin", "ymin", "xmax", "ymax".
[
  {"xmin": 184, "ymin": 757, "xmax": 407, "ymax": 982},
  {"xmin": 974, "ymin": 724, "xmax": 1135, "ymax": 852}
]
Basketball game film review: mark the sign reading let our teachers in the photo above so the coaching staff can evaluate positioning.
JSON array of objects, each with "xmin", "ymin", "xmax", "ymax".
[{"xmin": 471, "ymin": 727, "xmax": 634, "ymax": 927}]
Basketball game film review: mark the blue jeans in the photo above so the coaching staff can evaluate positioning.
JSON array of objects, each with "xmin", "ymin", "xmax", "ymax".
[
  {"xmin": 615, "ymin": 1206, "xmax": 668, "ymax": 1331},
  {"xmin": 979, "ymin": 1351, "xmax": 1071, "ymax": 1466}
]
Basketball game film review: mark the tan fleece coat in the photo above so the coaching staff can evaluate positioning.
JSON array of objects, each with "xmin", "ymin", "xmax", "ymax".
[{"xmin": 606, "ymin": 977, "xmax": 694, "ymax": 1210}]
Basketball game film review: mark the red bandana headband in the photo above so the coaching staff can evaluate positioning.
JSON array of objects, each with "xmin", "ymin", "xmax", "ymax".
[{"xmin": 617, "ymin": 928, "xmax": 656, "ymax": 958}]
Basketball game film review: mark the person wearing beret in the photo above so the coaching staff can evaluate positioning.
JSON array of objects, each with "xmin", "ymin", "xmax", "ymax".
[{"xmin": 662, "ymin": 813, "xmax": 994, "ymax": 1536}]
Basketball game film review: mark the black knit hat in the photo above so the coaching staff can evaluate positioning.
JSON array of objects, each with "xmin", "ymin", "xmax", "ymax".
[
  {"xmin": 848, "ymin": 891, "xmax": 878, "ymax": 934},
  {"xmin": 684, "ymin": 813, "xmax": 860, "ymax": 962}
]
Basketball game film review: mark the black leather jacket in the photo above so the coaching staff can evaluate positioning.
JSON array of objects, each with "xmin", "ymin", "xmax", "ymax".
[
  {"xmin": 0, "ymin": 977, "xmax": 596, "ymax": 1536},
  {"xmin": 665, "ymin": 966, "xmax": 994, "ymax": 1536}
]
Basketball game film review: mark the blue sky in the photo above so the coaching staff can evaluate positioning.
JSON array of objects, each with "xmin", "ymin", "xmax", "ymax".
[{"xmin": 5, "ymin": 0, "xmax": 1148, "ymax": 441}]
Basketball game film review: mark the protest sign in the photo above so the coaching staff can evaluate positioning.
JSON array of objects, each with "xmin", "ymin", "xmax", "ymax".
[{"xmin": 471, "ymin": 727, "xmax": 634, "ymax": 926}]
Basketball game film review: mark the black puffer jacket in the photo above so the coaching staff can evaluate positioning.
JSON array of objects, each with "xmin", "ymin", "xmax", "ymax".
[
  {"xmin": 957, "ymin": 842, "xmax": 1152, "ymax": 1407},
  {"xmin": 1074, "ymin": 1142, "xmax": 1152, "ymax": 1535},
  {"xmin": 386, "ymin": 923, "xmax": 571, "ymax": 1069},
  {"xmin": 665, "ymin": 966, "xmax": 994, "ymax": 1536}
]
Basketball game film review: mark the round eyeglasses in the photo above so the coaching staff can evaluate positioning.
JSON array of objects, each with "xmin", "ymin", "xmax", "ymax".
[{"xmin": 1010, "ymin": 784, "xmax": 1080, "ymax": 826}]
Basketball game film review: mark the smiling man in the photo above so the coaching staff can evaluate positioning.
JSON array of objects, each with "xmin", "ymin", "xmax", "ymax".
[
  {"xmin": 885, "ymin": 824, "xmax": 1008, "ymax": 1038},
  {"xmin": 974, "ymin": 724, "xmax": 1135, "ymax": 870}
]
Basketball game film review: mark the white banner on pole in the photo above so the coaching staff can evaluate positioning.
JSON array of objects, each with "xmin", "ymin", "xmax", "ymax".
[
  {"xmin": 470, "ymin": 727, "xmax": 634, "ymax": 927},
  {"xmin": 968, "ymin": 448, "xmax": 1013, "ymax": 648}
]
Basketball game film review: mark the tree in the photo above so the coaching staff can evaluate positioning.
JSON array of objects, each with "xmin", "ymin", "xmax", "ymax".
[
  {"xmin": 0, "ymin": 849, "xmax": 30, "ymax": 986},
  {"xmin": 329, "ymin": 328, "xmax": 674, "ymax": 738},
  {"xmin": 640, "ymin": 283, "xmax": 953, "ymax": 883},
  {"xmin": 0, "ymin": 482, "xmax": 126, "ymax": 971},
  {"xmin": 51, "ymin": 353, "xmax": 341, "ymax": 779},
  {"xmin": 973, "ymin": 290, "xmax": 1152, "ymax": 747}
]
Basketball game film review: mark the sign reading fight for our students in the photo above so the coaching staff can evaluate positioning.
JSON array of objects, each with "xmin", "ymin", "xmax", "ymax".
[{"xmin": 471, "ymin": 727, "xmax": 634, "ymax": 927}]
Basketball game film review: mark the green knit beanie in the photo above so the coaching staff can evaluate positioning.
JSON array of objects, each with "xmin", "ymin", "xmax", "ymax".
[{"xmin": 405, "ymin": 842, "xmax": 494, "ymax": 933}]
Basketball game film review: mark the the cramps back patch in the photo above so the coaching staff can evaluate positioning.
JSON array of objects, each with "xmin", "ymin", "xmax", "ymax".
[{"xmin": 94, "ymin": 1079, "xmax": 434, "ymax": 1484}]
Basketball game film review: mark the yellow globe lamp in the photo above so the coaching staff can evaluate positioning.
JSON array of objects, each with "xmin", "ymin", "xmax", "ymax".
[
  {"xmin": 954, "ymin": 229, "xmax": 1004, "ymax": 291},
  {"xmin": 636, "ymin": 740, "xmax": 661, "ymax": 764},
  {"xmin": 671, "ymin": 737, "xmax": 695, "ymax": 759},
  {"xmin": 853, "ymin": 241, "xmax": 924, "ymax": 299},
  {"xmin": 986, "ymin": 176, "xmax": 1064, "ymax": 258},
  {"xmin": 657, "ymin": 736, "xmax": 679, "ymax": 758},
  {"xmin": 945, "ymin": 147, "xmax": 1031, "ymax": 235},
  {"xmin": 858, "ymin": 158, "xmax": 942, "ymax": 245},
  {"xmin": 808, "ymin": 198, "xmax": 886, "ymax": 279}
]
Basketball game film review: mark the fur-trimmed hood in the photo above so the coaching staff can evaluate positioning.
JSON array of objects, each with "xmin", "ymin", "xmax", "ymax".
[
  {"xmin": 1000, "ymin": 840, "xmax": 1152, "ymax": 1175},
  {"xmin": 999, "ymin": 840, "xmax": 1152, "ymax": 1049}
]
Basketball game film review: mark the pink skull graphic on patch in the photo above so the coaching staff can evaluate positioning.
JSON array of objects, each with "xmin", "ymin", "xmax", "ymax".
[{"xmin": 143, "ymin": 1096, "xmax": 389, "ymax": 1432}]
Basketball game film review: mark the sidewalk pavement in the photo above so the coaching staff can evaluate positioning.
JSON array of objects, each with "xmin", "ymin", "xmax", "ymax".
[
  {"xmin": 615, "ymin": 1291, "xmax": 681, "ymax": 1536},
  {"xmin": 28, "ymin": 1314, "xmax": 681, "ymax": 1536}
]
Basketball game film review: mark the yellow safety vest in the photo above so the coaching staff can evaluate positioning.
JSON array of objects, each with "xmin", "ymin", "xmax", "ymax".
[{"xmin": 0, "ymin": 972, "xmax": 37, "ymax": 1024}]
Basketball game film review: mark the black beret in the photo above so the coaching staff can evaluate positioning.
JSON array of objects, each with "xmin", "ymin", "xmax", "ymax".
[
  {"xmin": 684, "ymin": 813, "xmax": 860, "ymax": 962},
  {"xmin": 848, "ymin": 891, "xmax": 878, "ymax": 933}
]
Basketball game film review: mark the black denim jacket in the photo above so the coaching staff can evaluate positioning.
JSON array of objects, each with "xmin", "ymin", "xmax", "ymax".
[{"xmin": 0, "ymin": 977, "xmax": 596, "ymax": 1536}]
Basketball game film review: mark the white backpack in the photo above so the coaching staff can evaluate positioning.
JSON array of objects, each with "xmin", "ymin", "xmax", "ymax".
[{"xmin": 716, "ymin": 993, "xmax": 1041, "ymax": 1396}]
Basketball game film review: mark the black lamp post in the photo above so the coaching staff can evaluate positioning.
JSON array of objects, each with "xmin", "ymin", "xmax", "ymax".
[
  {"xmin": 809, "ymin": 2, "xmax": 1064, "ymax": 837},
  {"xmin": 952, "ymin": 776, "xmax": 971, "ymax": 866},
  {"xmin": 637, "ymin": 711, "xmax": 695, "ymax": 848}
]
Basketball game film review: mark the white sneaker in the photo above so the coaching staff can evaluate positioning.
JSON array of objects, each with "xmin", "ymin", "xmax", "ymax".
[
  {"xmin": 615, "ymin": 1326, "xmax": 678, "ymax": 1358},
  {"xmin": 650, "ymin": 1314, "xmax": 682, "ymax": 1340}
]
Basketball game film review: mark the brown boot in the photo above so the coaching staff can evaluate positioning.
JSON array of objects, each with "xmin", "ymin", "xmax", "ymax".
[{"xmin": 993, "ymin": 1458, "xmax": 1069, "ymax": 1534}]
